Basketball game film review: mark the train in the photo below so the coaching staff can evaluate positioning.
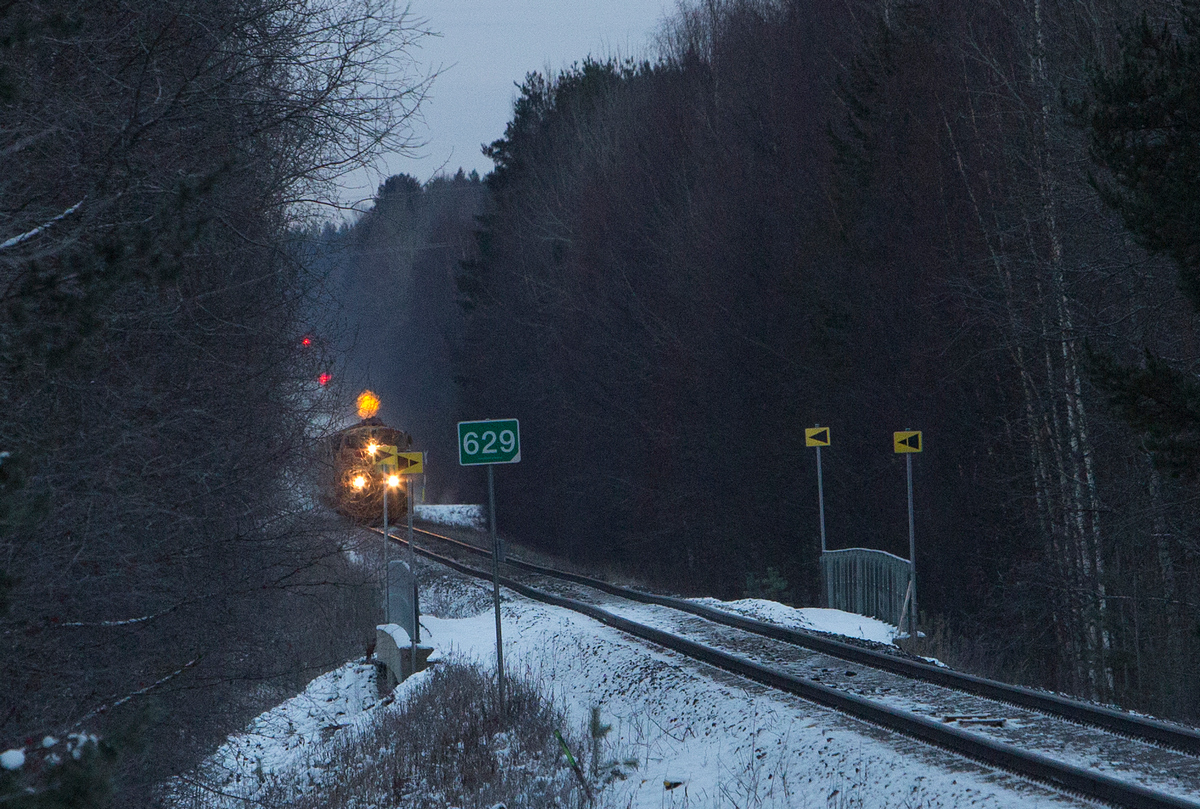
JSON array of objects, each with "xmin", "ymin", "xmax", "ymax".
[{"xmin": 319, "ymin": 391, "xmax": 415, "ymax": 524}]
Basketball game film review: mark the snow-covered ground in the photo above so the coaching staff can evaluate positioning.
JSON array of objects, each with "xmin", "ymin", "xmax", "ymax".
[
  {"xmin": 414, "ymin": 503, "xmax": 484, "ymax": 529},
  {"xmin": 181, "ymin": 659, "xmax": 388, "ymax": 798},
  {"xmin": 162, "ymin": 567, "xmax": 1091, "ymax": 808},
  {"xmin": 689, "ymin": 597, "xmax": 900, "ymax": 645},
  {"xmin": 430, "ymin": 583, "xmax": 1080, "ymax": 808}
]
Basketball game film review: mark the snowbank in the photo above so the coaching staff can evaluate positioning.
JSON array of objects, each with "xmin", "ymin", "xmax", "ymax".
[
  {"xmin": 689, "ymin": 597, "xmax": 900, "ymax": 644},
  {"xmin": 414, "ymin": 504, "xmax": 484, "ymax": 530},
  {"xmin": 162, "ymin": 659, "xmax": 434, "ymax": 806}
]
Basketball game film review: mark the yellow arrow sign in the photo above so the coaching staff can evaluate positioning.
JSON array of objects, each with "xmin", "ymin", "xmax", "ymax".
[
  {"xmin": 397, "ymin": 451, "xmax": 423, "ymax": 475},
  {"xmin": 374, "ymin": 444, "xmax": 400, "ymax": 471},
  {"xmin": 894, "ymin": 431, "xmax": 922, "ymax": 453},
  {"xmin": 805, "ymin": 427, "xmax": 831, "ymax": 447}
]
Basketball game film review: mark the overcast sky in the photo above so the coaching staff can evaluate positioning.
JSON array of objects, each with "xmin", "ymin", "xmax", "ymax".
[{"xmin": 337, "ymin": 0, "xmax": 675, "ymax": 210}]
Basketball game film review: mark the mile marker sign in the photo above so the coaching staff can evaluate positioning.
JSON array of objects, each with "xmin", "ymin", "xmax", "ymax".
[
  {"xmin": 458, "ymin": 419, "xmax": 520, "ymax": 465},
  {"xmin": 458, "ymin": 417, "xmax": 521, "ymax": 713}
]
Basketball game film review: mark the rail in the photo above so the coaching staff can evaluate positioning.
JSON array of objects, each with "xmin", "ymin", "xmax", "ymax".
[{"xmin": 370, "ymin": 525, "xmax": 1200, "ymax": 808}]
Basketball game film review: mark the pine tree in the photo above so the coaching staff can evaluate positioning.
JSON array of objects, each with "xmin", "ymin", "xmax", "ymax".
[
  {"xmin": 1089, "ymin": 4, "xmax": 1200, "ymax": 308},
  {"xmin": 1086, "ymin": 1, "xmax": 1200, "ymax": 472}
]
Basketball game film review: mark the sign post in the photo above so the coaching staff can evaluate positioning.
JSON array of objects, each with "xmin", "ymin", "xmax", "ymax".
[
  {"xmin": 893, "ymin": 430, "xmax": 922, "ymax": 637},
  {"xmin": 806, "ymin": 426, "xmax": 831, "ymax": 608},
  {"xmin": 382, "ymin": 475, "xmax": 390, "ymax": 622},
  {"xmin": 374, "ymin": 445, "xmax": 399, "ymax": 624},
  {"xmin": 458, "ymin": 419, "xmax": 521, "ymax": 714},
  {"xmin": 397, "ymin": 451, "xmax": 424, "ymax": 672},
  {"xmin": 804, "ymin": 426, "xmax": 831, "ymax": 554}
]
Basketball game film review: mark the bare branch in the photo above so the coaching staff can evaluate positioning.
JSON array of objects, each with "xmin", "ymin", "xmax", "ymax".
[{"xmin": 0, "ymin": 199, "xmax": 86, "ymax": 252}]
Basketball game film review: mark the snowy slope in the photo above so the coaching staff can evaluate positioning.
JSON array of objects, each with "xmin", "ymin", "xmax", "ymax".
[
  {"xmin": 425, "ymin": 580, "xmax": 1084, "ymax": 808},
  {"xmin": 167, "ymin": 567, "xmax": 1093, "ymax": 808}
]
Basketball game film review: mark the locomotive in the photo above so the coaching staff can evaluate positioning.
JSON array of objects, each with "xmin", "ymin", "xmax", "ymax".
[{"xmin": 319, "ymin": 390, "xmax": 415, "ymax": 524}]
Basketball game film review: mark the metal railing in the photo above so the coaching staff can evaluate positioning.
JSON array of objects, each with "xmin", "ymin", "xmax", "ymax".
[{"xmin": 821, "ymin": 548, "xmax": 911, "ymax": 627}]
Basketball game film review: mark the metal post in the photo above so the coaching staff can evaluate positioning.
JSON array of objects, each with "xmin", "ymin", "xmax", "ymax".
[
  {"xmin": 488, "ymin": 463, "xmax": 505, "ymax": 714},
  {"xmin": 816, "ymin": 432, "xmax": 828, "ymax": 608},
  {"xmin": 382, "ymin": 482, "xmax": 389, "ymax": 625},
  {"xmin": 407, "ymin": 479, "xmax": 417, "ymax": 668},
  {"xmin": 906, "ymin": 450, "xmax": 918, "ymax": 637},
  {"xmin": 816, "ymin": 442, "xmax": 827, "ymax": 554}
]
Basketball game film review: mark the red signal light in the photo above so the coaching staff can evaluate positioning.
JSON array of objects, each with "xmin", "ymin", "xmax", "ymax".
[
  {"xmin": 301, "ymin": 336, "xmax": 313, "ymax": 347},
  {"xmin": 318, "ymin": 372, "xmax": 332, "ymax": 386}
]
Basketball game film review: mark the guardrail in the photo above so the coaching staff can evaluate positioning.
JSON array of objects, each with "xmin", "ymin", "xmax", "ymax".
[{"xmin": 821, "ymin": 547, "xmax": 910, "ymax": 626}]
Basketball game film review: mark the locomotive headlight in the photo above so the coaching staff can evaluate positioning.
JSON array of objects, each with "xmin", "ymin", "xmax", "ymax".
[
  {"xmin": 366, "ymin": 441, "xmax": 378, "ymax": 456},
  {"xmin": 387, "ymin": 474, "xmax": 400, "ymax": 488},
  {"xmin": 352, "ymin": 475, "xmax": 366, "ymax": 490}
]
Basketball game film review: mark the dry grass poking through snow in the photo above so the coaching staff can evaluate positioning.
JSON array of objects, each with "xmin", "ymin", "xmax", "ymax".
[{"xmin": 270, "ymin": 661, "xmax": 583, "ymax": 809}]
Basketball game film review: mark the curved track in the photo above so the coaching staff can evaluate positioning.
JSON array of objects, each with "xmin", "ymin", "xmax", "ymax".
[{"xmin": 375, "ymin": 524, "xmax": 1200, "ymax": 809}]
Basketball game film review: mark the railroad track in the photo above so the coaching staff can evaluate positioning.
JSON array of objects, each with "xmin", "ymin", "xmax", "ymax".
[{"xmin": 374, "ymin": 523, "xmax": 1200, "ymax": 809}]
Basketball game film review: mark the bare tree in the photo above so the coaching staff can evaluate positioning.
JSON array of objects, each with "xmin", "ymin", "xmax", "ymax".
[{"xmin": 0, "ymin": 0, "xmax": 431, "ymax": 801}]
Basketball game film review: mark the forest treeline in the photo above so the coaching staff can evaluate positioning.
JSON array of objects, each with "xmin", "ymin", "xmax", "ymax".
[
  {"xmin": 310, "ymin": 171, "xmax": 486, "ymax": 504},
  {"xmin": 438, "ymin": 0, "xmax": 1200, "ymax": 720},
  {"xmin": 0, "ymin": 1, "xmax": 424, "ymax": 804}
]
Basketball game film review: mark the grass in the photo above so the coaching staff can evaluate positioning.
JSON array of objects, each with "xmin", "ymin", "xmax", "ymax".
[
  {"xmin": 294, "ymin": 661, "xmax": 581, "ymax": 809},
  {"xmin": 896, "ymin": 613, "xmax": 1036, "ymax": 687}
]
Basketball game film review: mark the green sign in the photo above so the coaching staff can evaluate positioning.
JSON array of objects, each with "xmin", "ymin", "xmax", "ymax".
[{"xmin": 458, "ymin": 419, "xmax": 520, "ymax": 465}]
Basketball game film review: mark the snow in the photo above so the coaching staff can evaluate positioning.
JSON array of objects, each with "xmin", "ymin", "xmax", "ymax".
[
  {"xmin": 162, "ymin": 658, "xmax": 431, "ymax": 805},
  {"xmin": 421, "ymin": 592, "xmax": 1075, "ymax": 808},
  {"xmin": 689, "ymin": 598, "xmax": 901, "ymax": 644},
  {"xmin": 171, "ymin": 573, "xmax": 1084, "ymax": 808},
  {"xmin": 378, "ymin": 622, "xmax": 410, "ymax": 648},
  {"xmin": 0, "ymin": 749, "xmax": 24, "ymax": 770},
  {"xmin": 414, "ymin": 503, "xmax": 484, "ymax": 529}
]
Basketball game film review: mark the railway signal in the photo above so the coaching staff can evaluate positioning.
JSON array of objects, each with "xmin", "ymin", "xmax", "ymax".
[
  {"xmin": 894, "ymin": 430, "xmax": 922, "ymax": 636},
  {"xmin": 458, "ymin": 418, "xmax": 521, "ymax": 714}
]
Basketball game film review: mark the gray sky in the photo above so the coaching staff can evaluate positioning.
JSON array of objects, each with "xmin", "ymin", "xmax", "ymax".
[{"xmin": 338, "ymin": 0, "xmax": 675, "ymax": 209}]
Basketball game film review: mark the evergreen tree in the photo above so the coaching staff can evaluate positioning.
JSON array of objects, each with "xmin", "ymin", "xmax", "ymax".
[
  {"xmin": 1086, "ymin": 1, "xmax": 1200, "ymax": 472},
  {"xmin": 1089, "ymin": 4, "xmax": 1200, "ymax": 308}
]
